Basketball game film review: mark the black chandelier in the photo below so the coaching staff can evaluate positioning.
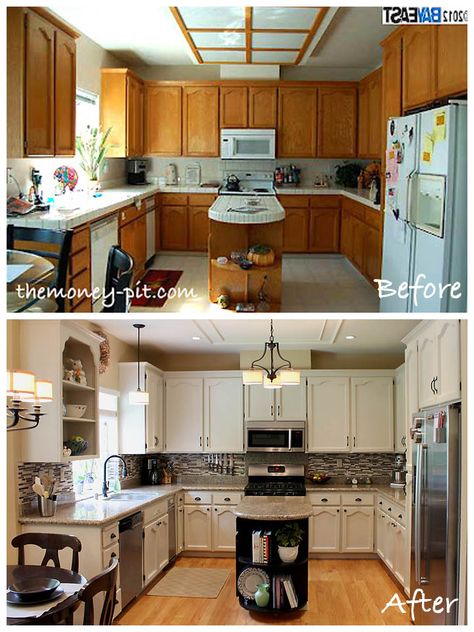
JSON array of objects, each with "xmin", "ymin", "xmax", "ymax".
[{"xmin": 7, "ymin": 371, "xmax": 52, "ymax": 431}]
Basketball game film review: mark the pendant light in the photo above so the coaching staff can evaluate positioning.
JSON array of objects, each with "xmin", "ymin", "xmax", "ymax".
[
  {"xmin": 242, "ymin": 320, "xmax": 300, "ymax": 388},
  {"xmin": 129, "ymin": 324, "xmax": 149, "ymax": 405}
]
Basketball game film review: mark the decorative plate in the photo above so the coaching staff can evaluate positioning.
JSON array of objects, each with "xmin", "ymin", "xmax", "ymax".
[{"xmin": 237, "ymin": 567, "xmax": 270, "ymax": 600}]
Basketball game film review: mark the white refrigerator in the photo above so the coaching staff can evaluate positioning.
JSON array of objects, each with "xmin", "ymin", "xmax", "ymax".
[{"xmin": 381, "ymin": 102, "xmax": 467, "ymax": 312}]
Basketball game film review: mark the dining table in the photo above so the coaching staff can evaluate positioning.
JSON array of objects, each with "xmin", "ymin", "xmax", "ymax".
[
  {"xmin": 7, "ymin": 250, "xmax": 55, "ymax": 312},
  {"xmin": 6, "ymin": 565, "xmax": 87, "ymax": 625}
]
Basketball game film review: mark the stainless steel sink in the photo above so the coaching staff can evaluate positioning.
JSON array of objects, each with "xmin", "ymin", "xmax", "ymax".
[{"xmin": 102, "ymin": 492, "xmax": 156, "ymax": 502}]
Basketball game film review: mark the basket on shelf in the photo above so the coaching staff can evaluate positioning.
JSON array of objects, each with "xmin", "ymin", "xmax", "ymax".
[{"xmin": 64, "ymin": 436, "xmax": 88, "ymax": 456}]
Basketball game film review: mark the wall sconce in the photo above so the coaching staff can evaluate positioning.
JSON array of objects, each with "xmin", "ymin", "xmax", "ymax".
[{"xmin": 7, "ymin": 370, "xmax": 53, "ymax": 431}]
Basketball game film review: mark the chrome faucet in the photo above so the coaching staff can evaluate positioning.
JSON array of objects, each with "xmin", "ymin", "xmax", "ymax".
[{"xmin": 102, "ymin": 455, "xmax": 128, "ymax": 497}]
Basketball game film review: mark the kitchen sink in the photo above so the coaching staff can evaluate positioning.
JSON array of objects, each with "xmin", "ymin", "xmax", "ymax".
[{"xmin": 102, "ymin": 492, "xmax": 156, "ymax": 502}]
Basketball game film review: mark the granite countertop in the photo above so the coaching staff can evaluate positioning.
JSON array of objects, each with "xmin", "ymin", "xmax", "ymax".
[
  {"xmin": 235, "ymin": 496, "xmax": 312, "ymax": 521},
  {"xmin": 305, "ymin": 483, "xmax": 406, "ymax": 504},
  {"xmin": 209, "ymin": 195, "xmax": 285, "ymax": 224},
  {"xmin": 275, "ymin": 186, "xmax": 380, "ymax": 211}
]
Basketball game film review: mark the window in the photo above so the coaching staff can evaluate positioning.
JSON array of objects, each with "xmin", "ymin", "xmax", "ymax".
[
  {"xmin": 72, "ymin": 389, "xmax": 120, "ymax": 498},
  {"xmin": 76, "ymin": 88, "xmax": 99, "ymax": 137}
]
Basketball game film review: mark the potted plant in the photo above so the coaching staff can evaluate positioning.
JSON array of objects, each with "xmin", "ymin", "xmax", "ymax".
[
  {"xmin": 275, "ymin": 522, "xmax": 304, "ymax": 563},
  {"xmin": 76, "ymin": 125, "xmax": 112, "ymax": 192}
]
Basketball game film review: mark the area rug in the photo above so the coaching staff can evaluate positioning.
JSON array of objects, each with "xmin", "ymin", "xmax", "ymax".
[
  {"xmin": 147, "ymin": 568, "xmax": 230, "ymax": 598},
  {"xmin": 131, "ymin": 269, "xmax": 182, "ymax": 308}
]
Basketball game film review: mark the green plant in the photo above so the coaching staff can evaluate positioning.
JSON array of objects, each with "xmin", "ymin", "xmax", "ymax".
[
  {"xmin": 334, "ymin": 162, "xmax": 363, "ymax": 188},
  {"xmin": 76, "ymin": 125, "xmax": 112, "ymax": 181},
  {"xmin": 275, "ymin": 522, "xmax": 304, "ymax": 547}
]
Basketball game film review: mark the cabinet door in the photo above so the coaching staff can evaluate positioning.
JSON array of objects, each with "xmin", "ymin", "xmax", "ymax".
[
  {"xmin": 403, "ymin": 26, "xmax": 436, "ymax": 109},
  {"xmin": 435, "ymin": 320, "xmax": 461, "ymax": 404},
  {"xmin": 436, "ymin": 26, "xmax": 467, "ymax": 98},
  {"xmin": 127, "ymin": 75, "xmax": 144, "ymax": 157},
  {"xmin": 363, "ymin": 224, "xmax": 382, "ymax": 284},
  {"xmin": 157, "ymin": 517, "xmax": 169, "ymax": 571},
  {"xmin": 404, "ymin": 339, "xmax": 418, "ymax": 469},
  {"xmin": 54, "ymin": 30, "xmax": 76, "ymax": 156},
  {"xmin": 143, "ymin": 521, "xmax": 159, "ymax": 583},
  {"xmin": 382, "ymin": 34, "xmax": 402, "ymax": 125},
  {"xmin": 120, "ymin": 221, "xmax": 138, "ymax": 279},
  {"xmin": 212, "ymin": 506, "xmax": 236, "ymax": 552},
  {"xmin": 341, "ymin": 507, "xmax": 374, "ymax": 553},
  {"xmin": 25, "ymin": 11, "xmax": 55, "ymax": 156},
  {"xmin": 282, "ymin": 207, "xmax": 309, "ymax": 252},
  {"xmin": 375, "ymin": 508, "xmax": 387, "ymax": 560},
  {"xmin": 160, "ymin": 206, "xmax": 188, "ymax": 250},
  {"xmin": 309, "ymin": 208, "xmax": 340, "ymax": 253},
  {"xmin": 184, "ymin": 506, "xmax": 212, "ymax": 551},
  {"xmin": 310, "ymin": 508, "xmax": 341, "ymax": 552},
  {"xmin": 249, "ymin": 87, "xmax": 277, "ymax": 128},
  {"xmin": 368, "ymin": 70, "xmax": 382, "ymax": 157},
  {"xmin": 393, "ymin": 521, "xmax": 407, "ymax": 587},
  {"xmin": 204, "ymin": 377, "xmax": 244, "ymax": 452},
  {"xmin": 145, "ymin": 370, "xmax": 164, "ymax": 453},
  {"xmin": 383, "ymin": 517, "xmax": 396, "ymax": 572},
  {"xmin": 145, "ymin": 86, "xmax": 182, "ymax": 155},
  {"xmin": 417, "ymin": 328, "xmax": 437, "ymax": 409},
  {"xmin": 177, "ymin": 506, "xmax": 184, "ymax": 554},
  {"xmin": 183, "ymin": 86, "xmax": 219, "ymax": 156},
  {"xmin": 244, "ymin": 386, "xmax": 274, "ymax": 422},
  {"xmin": 188, "ymin": 207, "xmax": 209, "ymax": 252},
  {"xmin": 358, "ymin": 79, "xmax": 369, "ymax": 158},
  {"xmin": 307, "ymin": 377, "xmax": 350, "ymax": 452},
  {"xmin": 220, "ymin": 87, "xmax": 248, "ymax": 128},
  {"xmin": 135, "ymin": 215, "xmax": 147, "ymax": 272},
  {"xmin": 340, "ymin": 211, "xmax": 353, "ymax": 259},
  {"xmin": 278, "ymin": 88, "xmax": 317, "ymax": 157},
  {"xmin": 165, "ymin": 378, "xmax": 203, "ymax": 452},
  {"xmin": 351, "ymin": 216, "xmax": 365, "ymax": 272},
  {"xmin": 394, "ymin": 364, "xmax": 407, "ymax": 453},
  {"xmin": 276, "ymin": 382, "xmax": 307, "ymax": 422},
  {"xmin": 351, "ymin": 377, "xmax": 394, "ymax": 452},
  {"xmin": 317, "ymin": 87, "xmax": 357, "ymax": 158}
]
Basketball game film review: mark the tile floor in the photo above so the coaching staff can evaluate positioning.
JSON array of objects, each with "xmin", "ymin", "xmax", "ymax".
[{"xmin": 130, "ymin": 253, "xmax": 380, "ymax": 313}]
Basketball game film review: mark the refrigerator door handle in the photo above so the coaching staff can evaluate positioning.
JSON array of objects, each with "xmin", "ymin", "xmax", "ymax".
[
  {"xmin": 415, "ymin": 442, "xmax": 423, "ymax": 584},
  {"xmin": 406, "ymin": 170, "xmax": 418, "ymax": 226}
]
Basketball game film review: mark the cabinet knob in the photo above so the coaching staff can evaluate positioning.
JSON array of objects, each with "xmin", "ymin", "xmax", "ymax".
[
  {"xmin": 194, "ymin": 497, "xmax": 201, "ymax": 501},
  {"xmin": 277, "ymin": 405, "xmax": 280, "ymax": 417},
  {"xmin": 355, "ymin": 498, "xmax": 362, "ymax": 502},
  {"xmin": 381, "ymin": 515, "xmax": 385, "ymax": 519},
  {"xmin": 379, "ymin": 501, "xmax": 382, "ymax": 505},
  {"xmin": 154, "ymin": 436, "xmax": 158, "ymax": 446},
  {"xmin": 321, "ymin": 498, "xmax": 328, "ymax": 502},
  {"xmin": 344, "ymin": 509, "xmax": 347, "ymax": 513},
  {"xmin": 206, "ymin": 508, "xmax": 210, "ymax": 512},
  {"xmin": 388, "ymin": 507, "xmax": 392, "ymax": 512},
  {"xmin": 111, "ymin": 552, "xmax": 117, "ymax": 558},
  {"xmin": 353, "ymin": 437, "xmax": 356, "ymax": 447},
  {"xmin": 336, "ymin": 509, "xmax": 340, "ymax": 513},
  {"xmin": 224, "ymin": 497, "xmax": 231, "ymax": 502},
  {"xmin": 398, "ymin": 514, "xmax": 403, "ymax": 519},
  {"xmin": 271, "ymin": 405, "xmax": 274, "ymax": 416},
  {"xmin": 110, "ymin": 533, "xmax": 116, "ymax": 539},
  {"xmin": 214, "ymin": 508, "xmax": 218, "ymax": 512}
]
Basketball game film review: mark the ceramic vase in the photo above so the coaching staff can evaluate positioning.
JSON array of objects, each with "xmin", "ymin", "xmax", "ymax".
[
  {"xmin": 255, "ymin": 583, "xmax": 270, "ymax": 607},
  {"xmin": 278, "ymin": 545, "xmax": 299, "ymax": 563}
]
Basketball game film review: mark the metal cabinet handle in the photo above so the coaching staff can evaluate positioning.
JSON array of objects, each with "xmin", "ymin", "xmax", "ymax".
[
  {"xmin": 401, "ymin": 435, "xmax": 406, "ymax": 447},
  {"xmin": 271, "ymin": 405, "xmax": 274, "ymax": 416},
  {"xmin": 398, "ymin": 514, "xmax": 403, "ymax": 519},
  {"xmin": 321, "ymin": 498, "xmax": 328, "ymax": 502},
  {"xmin": 199, "ymin": 436, "xmax": 202, "ymax": 447},
  {"xmin": 110, "ymin": 533, "xmax": 116, "ymax": 539},
  {"xmin": 346, "ymin": 435, "xmax": 349, "ymax": 447},
  {"xmin": 111, "ymin": 552, "xmax": 117, "ymax": 558},
  {"xmin": 430, "ymin": 378, "xmax": 436, "ymax": 394},
  {"xmin": 277, "ymin": 405, "xmax": 280, "ymax": 417},
  {"xmin": 381, "ymin": 514, "xmax": 385, "ymax": 519},
  {"xmin": 206, "ymin": 437, "xmax": 209, "ymax": 447},
  {"xmin": 194, "ymin": 497, "xmax": 201, "ymax": 501},
  {"xmin": 355, "ymin": 498, "xmax": 362, "ymax": 502},
  {"xmin": 224, "ymin": 497, "xmax": 231, "ymax": 502},
  {"xmin": 353, "ymin": 437, "xmax": 356, "ymax": 447},
  {"xmin": 379, "ymin": 501, "xmax": 382, "ymax": 505},
  {"xmin": 388, "ymin": 507, "xmax": 392, "ymax": 512},
  {"xmin": 154, "ymin": 436, "xmax": 158, "ymax": 446},
  {"xmin": 156, "ymin": 521, "xmax": 161, "ymax": 526},
  {"xmin": 434, "ymin": 376, "xmax": 439, "ymax": 394}
]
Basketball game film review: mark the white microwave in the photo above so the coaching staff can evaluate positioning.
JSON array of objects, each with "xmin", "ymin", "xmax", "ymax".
[{"xmin": 220, "ymin": 129, "xmax": 276, "ymax": 160}]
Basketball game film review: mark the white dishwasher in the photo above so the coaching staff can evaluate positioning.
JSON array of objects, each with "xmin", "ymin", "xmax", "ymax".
[
  {"xmin": 90, "ymin": 214, "xmax": 119, "ymax": 309},
  {"xmin": 144, "ymin": 196, "xmax": 156, "ymax": 267}
]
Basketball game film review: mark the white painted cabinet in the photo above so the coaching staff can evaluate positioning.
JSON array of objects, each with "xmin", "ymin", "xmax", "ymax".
[
  {"xmin": 310, "ymin": 507, "xmax": 341, "ymax": 552},
  {"xmin": 119, "ymin": 362, "xmax": 164, "ymax": 454},
  {"xmin": 156, "ymin": 516, "xmax": 169, "ymax": 572},
  {"xmin": 351, "ymin": 377, "xmax": 394, "ymax": 452},
  {"xmin": 211, "ymin": 506, "xmax": 237, "ymax": 552},
  {"xmin": 393, "ymin": 521, "xmax": 408, "ymax": 586},
  {"xmin": 165, "ymin": 378, "xmax": 203, "ymax": 452},
  {"xmin": 244, "ymin": 383, "xmax": 306, "ymax": 422},
  {"xmin": 341, "ymin": 507, "xmax": 374, "ymax": 552},
  {"xmin": 376, "ymin": 508, "xmax": 387, "ymax": 560},
  {"xmin": 376, "ymin": 495, "xmax": 409, "ymax": 591},
  {"xmin": 184, "ymin": 505, "xmax": 212, "ymax": 551},
  {"xmin": 204, "ymin": 377, "xmax": 244, "ymax": 452},
  {"xmin": 394, "ymin": 364, "xmax": 407, "ymax": 453},
  {"xmin": 307, "ymin": 377, "xmax": 350, "ymax": 452},
  {"xmin": 143, "ymin": 521, "xmax": 160, "ymax": 584},
  {"xmin": 177, "ymin": 495, "xmax": 184, "ymax": 554},
  {"xmin": 417, "ymin": 328, "xmax": 437, "ymax": 409}
]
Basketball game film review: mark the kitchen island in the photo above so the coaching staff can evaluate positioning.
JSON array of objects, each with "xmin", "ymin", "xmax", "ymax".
[
  {"xmin": 235, "ymin": 496, "xmax": 311, "ymax": 613},
  {"xmin": 208, "ymin": 196, "xmax": 285, "ymax": 311}
]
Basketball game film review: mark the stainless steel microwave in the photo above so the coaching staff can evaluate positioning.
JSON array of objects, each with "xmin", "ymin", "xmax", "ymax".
[
  {"xmin": 220, "ymin": 129, "xmax": 276, "ymax": 160},
  {"xmin": 246, "ymin": 422, "xmax": 305, "ymax": 452}
]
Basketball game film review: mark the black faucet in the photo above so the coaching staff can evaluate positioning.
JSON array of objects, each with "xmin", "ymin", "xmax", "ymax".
[{"xmin": 102, "ymin": 455, "xmax": 128, "ymax": 497}]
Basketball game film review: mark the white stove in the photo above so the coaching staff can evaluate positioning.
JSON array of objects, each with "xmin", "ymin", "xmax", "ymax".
[{"xmin": 219, "ymin": 171, "xmax": 275, "ymax": 196}]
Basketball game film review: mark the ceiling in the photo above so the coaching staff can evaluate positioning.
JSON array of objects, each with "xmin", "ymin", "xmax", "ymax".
[
  {"xmin": 92, "ymin": 319, "xmax": 420, "ymax": 357},
  {"xmin": 49, "ymin": 5, "xmax": 394, "ymax": 75}
]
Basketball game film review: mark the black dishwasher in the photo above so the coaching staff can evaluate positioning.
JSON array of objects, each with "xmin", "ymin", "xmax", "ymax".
[{"xmin": 119, "ymin": 512, "xmax": 143, "ymax": 608}]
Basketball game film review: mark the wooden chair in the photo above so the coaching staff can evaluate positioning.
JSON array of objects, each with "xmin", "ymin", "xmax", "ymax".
[
  {"xmin": 101, "ymin": 245, "xmax": 134, "ymax": 312},
  {"xmin": 77, "ymin": 557, "xmax": 119, "ymax": 625},
  {"xmin": 11, "ymin": 532, "xmax": 82, "ymax": 573},
  {"xmin": 7, "ymin": 224, "xmax": 73, "ymax": 312}
]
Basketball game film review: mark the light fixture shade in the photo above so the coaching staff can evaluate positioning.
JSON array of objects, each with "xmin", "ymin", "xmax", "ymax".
[
  {"xmin": 129, "ymin": 390, "xmax": 150, "ymax": 405},
  {"xmin": 34, "ymin": 380, "xmax": 53, "ymax": 402},
  {"xmin": 7, "ymin": 370, "xmax": 36, "ymax": 400},
  {"xmin": 279, "ymin": 369, "xmax": 301, "ymax": 385},
  {"xmin": 242, "ymin": 369, "xmax": 263, "ymax": 385},
  {"xmin": 263, "ymin": 374, "xmax": 282, "ymax": 389}
]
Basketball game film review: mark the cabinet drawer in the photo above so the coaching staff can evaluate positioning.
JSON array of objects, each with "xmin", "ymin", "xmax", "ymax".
[
  {"xmin": 310, "ymin": 195, "xmax": 340, "ymax": 209},
  {"xmin": 69, "ymin": 247, "xmax": 89, "ymax": 276},
  {"xmin": 212, "ymin": 491, "xmax": 242, "ymax": 505},
  {"xmin": 341, "ymin": 492, "xmax": 374, "ymax": 506},
  {"xmin": 377, "ymin": 496, "xmax": 405, "ymax": 521},
  {"xmin": 102, "ymin": 523, "xmax": 119, "ymax": 548},
  {"xmin": 364, "ymin": 208, "xmax": 382, "ymax": 230},
  {"xmin": 308, "ymin": 491, "xmax": 341, "ymax": 506},
  {"xmin": 185, "ymin": 491, "xmax": 213, "ymax": 505},
  {"xmin": 188, "ymin": 194, "xmax": 216, "ymax": 207},
  {"xmin": 342, "ymin": 198, "xmax": 365, "ymax": 220},
  {"xmin": 119, "ymin": 204, "xmax": 143, "ymax": 226},
  {"xmin": 71, "ymin": 227, "xmax": 89, "ymax": 255},
  {"xmin": 69, "ymin": 268, "xmax": 91, "ymax": 307},
  {"xmin": 143, "ymin": 499, "xmax": 168, "ymax": 525},
  {"xmin": 161, "ymin": 193, "xmax": 187, "ymax": 205},
  {"xmin": 278, "ymin": 195, "xmax": 310, "ymax": 208},
  {"xmin": 102, "ymin": 542, "xmax": 119, "ymax": 569}
]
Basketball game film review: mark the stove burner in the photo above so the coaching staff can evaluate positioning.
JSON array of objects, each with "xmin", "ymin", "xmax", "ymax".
[{"xmin": 244, "ymin": 477, "xmax": 306, "ymax": 497}]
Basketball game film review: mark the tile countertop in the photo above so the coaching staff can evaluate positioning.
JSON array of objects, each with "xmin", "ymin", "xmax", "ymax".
[
  {"xmin": 209, "ymin": 194, "xmax": 285, "ymax": 224},
  {"xmin": 235, "ymin": 496, "xmax": 313, "ymax": 521},
  {"xmin": 276, "ymin": 186, "xmax": 380, "ymax": 211}
]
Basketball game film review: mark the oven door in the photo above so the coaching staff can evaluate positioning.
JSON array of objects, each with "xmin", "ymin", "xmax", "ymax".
[{"xmin": 246, "ymin": 423, "xmax": 304, "ymax": 452}]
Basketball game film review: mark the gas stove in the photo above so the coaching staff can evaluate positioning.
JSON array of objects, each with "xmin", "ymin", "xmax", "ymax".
[
  {"xmin": 219, "ymin": 171, "xmax": 275, "ymax": 196},
  {"xmin": 244, "ymin": 464, "xmax": 306, "ymax": 497}
]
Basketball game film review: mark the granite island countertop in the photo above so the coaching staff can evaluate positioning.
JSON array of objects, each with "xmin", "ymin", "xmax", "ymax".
[{"xmin": 235, "ymin": 496, "xmax": 312, "ymax": 521}]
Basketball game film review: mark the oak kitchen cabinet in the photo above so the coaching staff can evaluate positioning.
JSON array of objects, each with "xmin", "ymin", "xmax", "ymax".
[
  {"xmin": 119, "ymin": 362, "xmax": 164, "ymax": 454},
  {"xmin": 67, "ymin": 224, "xmax": 92, "ymax": 313},
  {"xmin": 160, "ymin": 203, "xmax": 188, "ymax": 251},
  {"xmin": 7, "ymin": 8, "xmax": 78, "ymax": 157},
  {"xmin": 220, "ymin": 86, "xmax": 248, "ymax": 128},
  {"xmin": 119, "ymin": 203, "xmax": 147, "ymax": 280},
  {"xmin": 308, "ymin": 196, "xmax": 340, "ymax": 253},
  {"xmin": 358, "ymin": 68, "xmax": 382, "ymax": 158},
  {"xmin": 435, "ymin": 25, "xmax": 467, "ymax": 99},
  {"xmin": 145, "ymin": 85, "xmax": 182, "ymax": 155},
  {"xmin": 100, "ymin": 69, "xmax": 144, "ymax": 158},
  {"xmin": 249, "ymin": 86, "xmax": 278, "ymax": 128},
  {"xmin": 278, "ymin": 87, "xmax": 317, "ymax": 157},
  {"xmin": 244, "ymin": 382, "xmax": 307, "ymax": 423},
  {"xmin": 280, "ymin": 195, "xmax": 310, "ymax": 253},
  {"xmin": 183, "ymin": 85, "xmax": 219, "ymax": 156},
  {"xmin": 402, "ymin": 26, "xmax": 436, "ymax": 110},
  {"xmin": 159, "ymin": 193, "xmax": 215, "ymax": 252},
  {"xmin": 317, "ymin": 87, "xmax": 357, "ymax": 158}
]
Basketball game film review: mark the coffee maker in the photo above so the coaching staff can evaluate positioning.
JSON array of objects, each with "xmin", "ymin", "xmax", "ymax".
[
  {"xmin": 144, "ymin": 458, "xmax": 161, "ymax": 485},
  {"xmin": 127, "ymin": 159, "xmax": 148, "ymax": 185},
  {"xmin": 390, "ymin": 454, "xmax": 407, "ymax": 488}
]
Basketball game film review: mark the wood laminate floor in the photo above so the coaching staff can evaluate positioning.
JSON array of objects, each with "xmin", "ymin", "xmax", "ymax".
[{"xmin": 116, "ymin": 557, "xmax": 411, "ymax": 626}]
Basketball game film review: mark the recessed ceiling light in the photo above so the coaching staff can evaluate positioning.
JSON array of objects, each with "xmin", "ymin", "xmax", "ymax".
[
  {"xmin": 345, "ymin": 335, "xmax": 356, "ymax": 340},
  {"xmin": 192, "ymin": 336, "xmax": 201, "ymax": 341}
]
